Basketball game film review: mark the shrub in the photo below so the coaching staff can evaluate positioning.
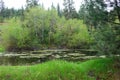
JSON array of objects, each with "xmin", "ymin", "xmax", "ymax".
[
  {"xmin": 1, "ymin": 18, "xmax": 32, "ymax": 51},
  {"xmin": 54, "ymin": 19, "xmax": 92, "ymax": 48}
]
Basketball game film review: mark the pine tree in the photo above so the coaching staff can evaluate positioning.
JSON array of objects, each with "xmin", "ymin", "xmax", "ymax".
[
  {"xmin": 51, "ymin": 2, "xmax": 55, "ymax": 10},
  {"xmin": 63, "ymin": 0, "xmax": 77, "ymax": 19},
  {"xmin": 26, "ymin": 0, "xmax": 39, "ymax": 9},
  {"xmin": 80, "ymin": 0, "xmax": 120, "ymax": 56},
  {"xmin": 57, "ymin": 4, "xmax": 62, "ymax": 17}
]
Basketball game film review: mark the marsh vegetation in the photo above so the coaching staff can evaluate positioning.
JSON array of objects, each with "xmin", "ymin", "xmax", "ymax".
[{"xmin": 0, "ymin": 0, "xmax": 120, "ymax": 80}]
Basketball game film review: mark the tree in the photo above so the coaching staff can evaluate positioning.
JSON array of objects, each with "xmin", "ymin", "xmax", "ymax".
[
  {"xmin": 78, "ymin": 4, "xmax": 85, "ymax": 19},
  {"xmin": 24, "ymin": 7, "xmax": 59, "ymax": 47},
  {"xmin": 51, "ymin": 2, "xmax": 55, "ymax": 10},
  {"xmin": 80, "ymin": 0, "xmax": 120, "ymax": 56},
  {"xmin": 26, "ymin": 0, "xmax": 39, "ymax": 9},
  {"xmin": 17, "ymin": 6, "xmax": 25, "ymax": 21},
  {"xmin": 0, "ymin": 0, "xmax": 5, "ymax": 22},
  {"xmin": 114, "ymin": 0, "xmax": 120, "ymax": 22},
  {"xmin": 63, "ymin": 0, "xmax": 78, "ymax": 19},
  {"xmin": 57, "ymin": 4, "xmax": 62, "ymax": 17},
  {"xmin": 84, "ymin": 0, "xmax": 120, "ymax": 25},
  {"xmin": 2, "ymin": 8, "xmax": 24, "ymax": 19}
]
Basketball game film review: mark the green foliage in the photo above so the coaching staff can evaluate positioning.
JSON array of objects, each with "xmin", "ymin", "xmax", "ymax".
[
  {"xmin": 57, "ymin": 4, "xmax": 62, "ymax": 17},
  {"xmin": 63, "ymin": 0, "xmax": 78, "ymax": 19},
  {"xmin": 78, "ymin": 4, "xmax": 85, "ymax": 20},
  {"xmin": 0, "ymin": 7, "xmax": 25, "ymax": 22},
  {"xmin": 54, "ymin": 19, "xmax": 91, "ymax": 48},
  {"xmin": 0, "ymin": 16, "xmax": 4, "ymax": 23},
  {"xmin": 24, "ymin": 7, "xmax": 59, "ymax": 46},
  {"xmin": 0, "ymin": 45, "xmax": 5, "ymax": 52},
  {"xmin": 0, "ymin": 0, "xmax": 5, "ymax": 22},
  {"xmin": 1, "ymin": 18, "xmax": 31, "ymax": 51},
  {"xmin": 91, "ymin": 25, "xmax": 117, "ymax": 56},
  {"xmin": 80, "ymin": 0, "xmax": 120, "ymax": 56},
  {"xmin": 23, "ymin": 7, "xmax": 91, "ymax": 49},
  {"xmin": 0, "ymin": 7, "xmax": 91, "ymax": 51},
  {"xmin": 26, "ymin": 0, "xmax": 39, "ymax": 9},
  {"xmin": 0, "ymin": 58, "xmax": 116, "ymax": 80}
]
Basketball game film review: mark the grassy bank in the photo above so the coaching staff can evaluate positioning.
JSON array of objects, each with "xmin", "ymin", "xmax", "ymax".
[{"xmin": 0, "ymin": 58, "xmax": 119, "ymax": 80}]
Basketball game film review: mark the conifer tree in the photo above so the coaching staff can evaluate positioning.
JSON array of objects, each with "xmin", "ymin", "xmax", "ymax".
[{"xmin": 63, "ymin": 0, "xmax": 78, "ymax": 19}]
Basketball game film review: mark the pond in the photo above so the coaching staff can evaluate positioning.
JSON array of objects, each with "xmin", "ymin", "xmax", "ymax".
[{"xmin": 0, "ymin": 49, "xmax": 98, "ymax": 65}]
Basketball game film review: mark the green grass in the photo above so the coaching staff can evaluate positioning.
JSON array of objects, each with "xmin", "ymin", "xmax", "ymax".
[{"xmin": 0, "ymin": 58, "xmax": 118, "ymax": 80}]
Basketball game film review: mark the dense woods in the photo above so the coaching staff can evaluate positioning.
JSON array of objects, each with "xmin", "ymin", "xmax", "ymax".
[
  {"xmin": 0, "ymin": 0, "xmax": 120, "ymax": 56},
  {"xmin": 0, "ymin": 0, "xmax": 120, "ymax": 80}
]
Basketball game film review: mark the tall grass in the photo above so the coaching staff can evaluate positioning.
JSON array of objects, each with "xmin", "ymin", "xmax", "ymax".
[{"xmin": 0, "ymin": 58, "xmax": 115, "ymax": 80}]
